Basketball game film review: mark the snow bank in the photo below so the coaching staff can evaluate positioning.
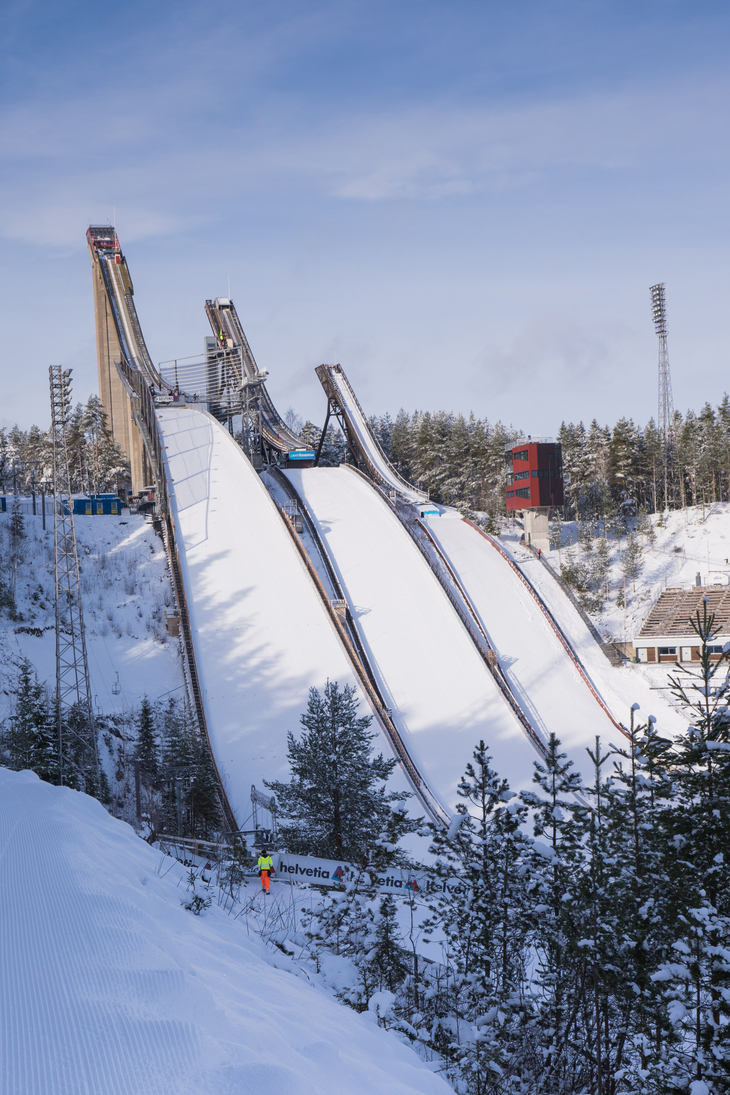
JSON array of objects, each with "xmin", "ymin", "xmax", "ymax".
[
  {"xmin": 499, "ymin": 534, "xmax": 684, "ymax": 736},
  {"xmin": 0, "ymin": 511, "xmax": 182, "ymax": 720},
  {"xmin": 424, "ymin": 515, "xmax": 620, "ymax": 774},
  {"xmin": 0, "ymin": 767, "xmax": 450, "ymax": 1095}
]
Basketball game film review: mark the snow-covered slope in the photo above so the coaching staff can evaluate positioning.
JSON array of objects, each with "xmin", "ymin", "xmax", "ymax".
[
  {"xmin": 287, "ymin": 465, "xmax": 567, "ymax": 798},
  {"xmin": 0, "ymin": 511, "xmax": 182, "ymax": 721},
  {"xmin": 499, "ymin": 536, "xmax": 685, "ymax": 735},
  {"xmin": 0, "ymin": 767, "xmax": 450, "ymax": 1095},
  {"xmin": 157, "ymin": 406, "xmax": 414, "ymax": 826},
  {"xmin": 423, "ymin": 513, "xmax": 624, "ymax": 753}
]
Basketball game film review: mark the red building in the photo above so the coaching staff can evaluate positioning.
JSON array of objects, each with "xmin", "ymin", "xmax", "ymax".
[{"xmin": 505, "ymin": 439, "xmax": 563, "ymax": 513}]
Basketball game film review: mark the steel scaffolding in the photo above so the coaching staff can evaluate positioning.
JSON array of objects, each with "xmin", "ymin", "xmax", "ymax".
[{"xmin": 49, "ymin": 366, "xmax": 98, "ymax": 787}]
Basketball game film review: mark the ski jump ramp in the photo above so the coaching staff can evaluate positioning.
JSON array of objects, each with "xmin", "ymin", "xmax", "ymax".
[
  {"xmin": 421, "ymin": 513, "xmax": 625, "ymax": 753},
  {"xmin": 156, "ymin": 405, "xmax": 425, "ymax": 825},
  {"xmin": 287, "ymin": 465, "xmax": 589, "ymax": 799}
]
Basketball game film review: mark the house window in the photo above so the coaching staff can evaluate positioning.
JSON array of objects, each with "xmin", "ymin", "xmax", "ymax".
[
  {"xmin": 515, "ymin": 488, "xmax": 530, "ymax": 499},
  {"xmin": 513, "ymin": 450, "xmax": 529, "ymax": 461},
  {"xmin": 506, "ymin": 474, "xmax": 514, "ymax": 486},
  {"xmin": 506, "ymin": 491, "xmax": 514, "ymax": 498},
  {"xmin": 658, "ymin": 647, "xmax": 677, "ymax": 656},
  {"xmin": 514, "ymin": 471, "xmax": 530, "ymax": 480}
]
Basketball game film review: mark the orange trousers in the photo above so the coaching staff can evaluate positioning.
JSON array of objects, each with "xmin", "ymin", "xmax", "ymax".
[{"xmin": 260, "ymin": 870, "xmax": 270, "ymax": 893}]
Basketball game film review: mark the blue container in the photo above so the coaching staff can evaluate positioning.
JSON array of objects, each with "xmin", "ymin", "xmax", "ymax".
[{"xmin": 73, "ymin": 496, "xmax": 121, "ymax": 516}]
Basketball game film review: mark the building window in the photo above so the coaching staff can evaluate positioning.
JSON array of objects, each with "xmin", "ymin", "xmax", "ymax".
[
  {"xmin": 506, "ymin": 490, "xmax": 514, "ymax": 498},
  {"xmin": 514, "ymin": 471, "xmax": 530, "ymax": 481},
  {"xmin": 514, "ymin": 488, "xmax": 530, "ymax": 499},
  {"xmin": 708, "ymin": 645, "xmax": 724, "ymax": 654},
  {"xmin": 506, "ymin": 474, "xmax": 513, "ymax": 486},
  {"xmin": 658, "ymin": 647, "xmax": 677, "ymax": 656},
  {"xmin": 513, "ymin": 450, "xmax": 529, "ymax": 461}
]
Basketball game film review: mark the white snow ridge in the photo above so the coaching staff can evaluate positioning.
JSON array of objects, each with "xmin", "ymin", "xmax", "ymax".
[{"xmin": 0, "ymin": 768, "xmax": 450, "ymax": 1095}]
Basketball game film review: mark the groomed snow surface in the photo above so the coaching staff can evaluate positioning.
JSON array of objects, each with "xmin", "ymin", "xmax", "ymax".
[
  {"xmin": 0, "ymin": 767, "xmax": 451, "ymax": 1095},
  {"xmin": 423, "ymin": 514, "xmax": 623, "ymax": 761},
  {"xmin": 157, "ymin": 406, "xmax": 415, "ymax": 826},
  {"xmin": 288, "ymin": 466, "xmax": 564, "ymax": 798},
  {"xmin": 499, "ymin": 535, "xmax": 685, "ymax": 736}
]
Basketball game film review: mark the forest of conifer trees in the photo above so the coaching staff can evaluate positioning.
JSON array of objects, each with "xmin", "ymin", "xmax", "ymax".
[
  {"xmin": 352, "ymin": 396, "xmax": 730, "ymax": 522},
  {"xmin": 0, "ymin": 395, "xmax": 129, "ymax": 496}
]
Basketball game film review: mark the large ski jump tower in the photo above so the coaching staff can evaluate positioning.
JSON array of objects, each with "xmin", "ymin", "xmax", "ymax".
[
  {"xmin": 650, "ymin": 282, "xmax": 674, "ymax": 508},
  {"xmin": 87, "ymin": 226, "xmax": 148, "ymax": 493}
]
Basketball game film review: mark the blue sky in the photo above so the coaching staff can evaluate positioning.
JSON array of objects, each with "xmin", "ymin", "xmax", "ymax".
[{"xmin": 1, "ymin": 0, "xmax": 729, "ymax": 433}]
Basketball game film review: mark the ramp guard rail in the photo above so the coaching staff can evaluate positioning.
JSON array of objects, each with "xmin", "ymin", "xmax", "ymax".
[
  {"xmin": 115, "ymin": 360, "xmax": 239, "ymax": 833},
  {"xmin": 315, "ymin": 364, "xmax": 428, "ymax": 502},
  {"xmin": 470, "ymin": 523, "xmax": 629, "ymax": 739},
  {"xmin": 265, "ymin": 471, "xmax": 449, "ymax": 827},
  {"xmin": 343, "ymin": 465, "xmax": 549, "ymax": 759},
  {"xmin": 524, "ymin": 543, "xmax": 624, "ymax": 667}
]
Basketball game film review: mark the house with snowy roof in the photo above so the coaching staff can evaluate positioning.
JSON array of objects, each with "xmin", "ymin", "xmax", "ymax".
[{"xmin": 633, "ymin": 584, "xmax": 730, "ymax": 664}]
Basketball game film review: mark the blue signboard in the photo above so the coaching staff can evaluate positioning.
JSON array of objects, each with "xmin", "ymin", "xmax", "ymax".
[{"xmin": 288, "ymin": 450, "xmax": 316, "ymax": 461}]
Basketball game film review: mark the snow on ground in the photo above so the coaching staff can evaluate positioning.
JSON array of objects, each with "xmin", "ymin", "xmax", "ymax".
[
  {"xmin": 0, "ymin": 510, "xmax": 183, "ymax": 723},
  {"xmin": 424, "ymin": 512, "xmax": 620, "ymax": 775},
  {"xmin": 157, "ymin": 406, "xmax": 415, "ymax": 828},
  {"xmin": 288, "ymin": 465, "xmax": 559, "ymax": 802},
  {"xmin": 0, "ymin": 767, "xmax": 450, "ymax": 1095},
  {"xmin": 499, "ymin": 529, "xmax": 687, "ymax": 737},
  {"xmin": 561, "ymin": 502, "xmax": 730, "ymax": 644}
]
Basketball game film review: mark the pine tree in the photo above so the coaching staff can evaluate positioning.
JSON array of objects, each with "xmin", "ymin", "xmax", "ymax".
[
  {"xmin": 425, "ymin": 741, "xmax": 534, "ymax": 1090},
  {"xmin": 135, "ymin": 696, "xmax": 159, "ymax": 781},
  {"xmin": 649, "ymin": 604, "xmax": 730, "ymax": 1090},
  {"xmin": 10, "ymin": 493, "xmax": 24, "ymax": 544},
  {"xmin": 368, "ymin": 894, "xmax": 409, "ymax": 992},
  {"xmin": 265, "ymin": 680, "xmax": 418, "ymax": 862},
  {"xmin": 621, "ymin": 533, "xmax": 643, "ymax": 593},
  {"xmin": 521, "ymin": 734, "xmax": 589, "ymax": 1094},
  {"xmin": 3, "ymin": 660, "xmax": 58, "ymax": 783}
]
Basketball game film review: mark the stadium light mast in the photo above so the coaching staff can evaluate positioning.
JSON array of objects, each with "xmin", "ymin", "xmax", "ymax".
[{"xmin": 650, "ymin": 283, "xmax": 674, "ymax": 510}]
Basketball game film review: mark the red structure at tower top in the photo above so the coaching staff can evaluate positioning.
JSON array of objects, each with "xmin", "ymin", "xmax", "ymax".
[{"xmin": 505, "ymin": 438, "xmax": 563, "ymax": 513}]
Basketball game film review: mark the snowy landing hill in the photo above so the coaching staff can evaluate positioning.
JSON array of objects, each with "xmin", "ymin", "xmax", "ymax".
[
  {"xmin": 507, "ymin": 502, "xmax": 730, "ymax": 646},
  {"xmin": 0, "ymin": 510, "xmax": 183, "ymax": 721},
  {"xmin": 0, "ymin": 767, "xmax": 449, "ymax": 1095}
]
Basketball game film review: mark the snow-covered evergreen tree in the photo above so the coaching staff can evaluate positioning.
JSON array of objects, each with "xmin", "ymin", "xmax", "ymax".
[{"xmin": 265, "ymin": 680, "xmax": 418, "ymax": 862}]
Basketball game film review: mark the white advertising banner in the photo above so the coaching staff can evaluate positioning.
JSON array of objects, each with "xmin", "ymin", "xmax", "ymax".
[{"xmin": 269, "ymin": 853, "xmax": 463, "ymax": 897}]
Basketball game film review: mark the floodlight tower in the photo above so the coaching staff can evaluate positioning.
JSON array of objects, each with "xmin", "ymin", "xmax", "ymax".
[
  {"xmin": 49, "ymin": 366, "xmax": 98, "ymax": 788},
  {"xmin": 650, "ymin": 283, "xmax": 674, "ymax": 509}
]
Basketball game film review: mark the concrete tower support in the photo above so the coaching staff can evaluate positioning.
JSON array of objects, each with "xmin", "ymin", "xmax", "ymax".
[{"xmin": 87, "ymin": 235, "xmax": 146, "ymax": 493}]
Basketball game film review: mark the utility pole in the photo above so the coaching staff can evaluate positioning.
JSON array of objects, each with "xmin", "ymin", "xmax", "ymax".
[
  {"xmin": 650, "ymin": 283, "xmax": 674, "ymax": 512},
  {"xmin": 49, "ymin": 366, "xmax": 98, "ymax": 789}
]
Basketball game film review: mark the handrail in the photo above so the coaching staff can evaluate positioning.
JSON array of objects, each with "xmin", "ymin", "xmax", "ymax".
[
  {"xmin": 468, "ymin": 523, "xmax": 629, "ymax": 740},
  {"xmin": 343, "ymin": 465, "xmax": 549, "ymax": 759},
  {"xmin": 268, "ymin": 477, "xmax": 449, "ymax": 827},
  {"xmin": 524, "ymin": 543, "xmax": 618, "ymax": 660},
  {"xmin": 315, "ymin": 364, "xmax": 428, "ymax": 502},
  {"xmin": 266, "ymin": 468, "xmax": 382, "ymax": 699}
]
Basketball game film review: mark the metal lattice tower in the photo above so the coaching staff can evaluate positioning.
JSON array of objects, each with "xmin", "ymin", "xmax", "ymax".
[
  {"xmin": 49, "ymin": 366, "xmax": 98, "ymax": 787},
  {"xmin": 650, "ymin": 283, "xmax": 674, "ymax": 443}
]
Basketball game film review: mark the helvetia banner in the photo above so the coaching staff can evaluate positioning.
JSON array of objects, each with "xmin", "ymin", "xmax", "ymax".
[{"xmin": 268, "ymin": 853, "xmax": 462, "ymax": 896}]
